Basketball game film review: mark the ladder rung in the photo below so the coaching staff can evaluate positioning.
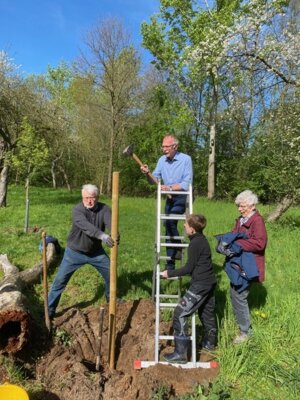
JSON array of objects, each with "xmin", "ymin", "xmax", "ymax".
[
  {"xmin": 159, "ymin": 335, "xmax": 174, "ymax": 340},
  {"xmin": 160, "ymin": 214, "xmax": 187, "ymax": 220},
  {"xmin": 154, "ymin": 276, "xmax": 180, "ymax": 283},
  {"xmin": 160, "ymin": 235, "xmax": 185, "ymax": 240},
  {"xmin": 160, "ymin": 243, "xmax": 188, "ymax": 248},
  {"xmin": 159, "ymin": 294, "xmax": 179, "ymax": 299},
  {"xmin": 158, "ymin": 256, "xmax": 172, "ymax": 260},
  {"xmin": 159, "ymin": 335, "xmax": 193, "ymax": 340},
  {"xmin": 160, "ymin": 302, "xmax": 179, "ymax": 308},
  {"xmin": 161, "ymin": 190, "xmax": 188, "ymax": 195}
]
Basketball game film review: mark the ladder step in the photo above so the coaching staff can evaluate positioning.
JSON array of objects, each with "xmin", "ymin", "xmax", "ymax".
[
  {"xmin": 158, "ymin": 255, "xmax": 184, "ymax": 262},
  {"xmin": 158, "ymin": 335, "xmax": 192, "ymax": 340},
  {"xmin": 161, "ymin": 190, "xmax": 188, "ymax": 195},
  {"xmin": 159, "ymin": 335, "xmax": 174, "ymax": 340},
  {"xmin": 158, "ymin": 256, "xmax": 172, "ymax": 260},
  {"xmin": 160, "ymin": 235, "xmax": 185, "ymax": 240},
  {"xmin": 160, "ymin": 214, "xmax": 187, "ymax": 220},
  {"xmin": 160, "ymin": 302, "xmax": 179, "ymax": 308},
  {"xmin": 160, "ymin": 243, "xmax": 188, "ymax": 248},
  {"xmin": 159, "ymin": 275, "xmax": 180, "ymax": 280},
  {"xmin": 159, "ymin": 294, "xmax": 179, "ymax": 299}
]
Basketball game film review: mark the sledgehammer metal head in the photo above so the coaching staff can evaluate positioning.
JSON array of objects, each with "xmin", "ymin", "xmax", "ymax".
[
  {"xmin": 122, "ymin": 144, "xmax": 135, "ymax": 158},
  {"xmin": 122, "ymin": 144, "xmax": 157, "ymax": 184}
]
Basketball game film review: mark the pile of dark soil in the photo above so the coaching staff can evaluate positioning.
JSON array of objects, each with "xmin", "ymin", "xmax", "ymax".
[{"xmin": 1, "ymin": 299, "xmax": 219, "ymax": 399}]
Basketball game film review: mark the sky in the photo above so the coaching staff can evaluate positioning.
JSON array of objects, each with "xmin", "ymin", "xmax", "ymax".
[{"xmin": 0, "ymin": 0, "xmax": 160, "ymax": 75}]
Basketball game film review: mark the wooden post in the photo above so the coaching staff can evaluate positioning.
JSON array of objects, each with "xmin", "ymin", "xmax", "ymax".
[
  {"xmin": 95, "ymin": 306, "xmax": 105, "ymax": 371},
  {"xmin": 108, "ymin": 172, "xmax": 119, "ymax": 369},
  {"xmin": 42, "ymin": 231, "xmax": 51, "ymax": 332}
]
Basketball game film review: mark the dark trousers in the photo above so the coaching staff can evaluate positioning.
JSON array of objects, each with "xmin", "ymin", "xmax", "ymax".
[
  {"xmin": 165, "ymin": 195, "xmax": 186, "ymax": 269},
  {"xmin": 173, "ymin": 286, "xmax": 217, "ymax": 342}
]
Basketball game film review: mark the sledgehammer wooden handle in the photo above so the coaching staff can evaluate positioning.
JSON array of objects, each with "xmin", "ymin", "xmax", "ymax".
[{"xmin": 133, "ymin": 153, "xmax": 157, "ymax": 184}]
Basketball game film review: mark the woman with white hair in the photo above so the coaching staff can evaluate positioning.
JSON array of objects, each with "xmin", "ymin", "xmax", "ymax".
[{"xmin": 230, "ymin": 189, "xmax": 268, "ymax": 343}]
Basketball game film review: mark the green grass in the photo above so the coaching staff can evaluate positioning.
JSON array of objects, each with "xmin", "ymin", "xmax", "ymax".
[{"xmin": 1, "ymin": 185, "xmax": 300, "ymax": 399}]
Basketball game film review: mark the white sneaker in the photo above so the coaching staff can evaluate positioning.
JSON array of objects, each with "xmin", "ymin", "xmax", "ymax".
[{"xmin": 233, "ymin": 332, "xmax": 249, "ymax": 344}]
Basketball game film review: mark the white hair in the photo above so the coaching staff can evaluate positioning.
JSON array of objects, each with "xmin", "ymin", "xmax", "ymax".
[
  {"xmin": 81, "ymin": 184, "xmax": 99, "ymax": 197},
  {"xmin": 164, "ymin": 134, "xmax": 179, "ymax": 145},
  {"xmin": 235, "ymin": 190, "xmax": 258, "ymax": 206}
]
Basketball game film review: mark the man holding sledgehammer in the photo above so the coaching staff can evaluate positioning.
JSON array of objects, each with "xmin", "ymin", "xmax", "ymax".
[
  {"xmin": 141, "ymin": 134, "xmax": 193, "ymax": 271},
  {"xmin": 48, "ymin": 184, "xmax": 118, "ymax": 319}
]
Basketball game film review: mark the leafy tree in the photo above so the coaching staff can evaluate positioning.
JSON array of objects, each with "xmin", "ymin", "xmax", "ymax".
[
  {"xmin": 188, "ymin": 0, "xmax": 299, "ymax": 212},
  {"xmin": 10, "ymin": 117, "xmax": 49, "ymax": 232},
  {"xmin": 0, "ymin": 51, "xmax": 36, "ymax": 206},
  {"xmin": 250, "ymin": 94, "xmax": 300, "ymax": 220},
  {"xmin": 141, "ymin": 0, "xmax": 243, "ymax": 198},
  {"xmin": 27, "ymin": 63, "xmax": 76, "ymax": 190}
]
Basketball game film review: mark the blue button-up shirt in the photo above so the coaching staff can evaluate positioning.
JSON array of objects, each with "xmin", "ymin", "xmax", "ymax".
[{"xmin": 152, "ymin": 152, "xmax": 193, "ymax": 191}]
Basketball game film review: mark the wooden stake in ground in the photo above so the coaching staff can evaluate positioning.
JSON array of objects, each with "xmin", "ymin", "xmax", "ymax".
[
  {"xmin": 108, "ymin": 171, "xmax": 119, "ymax": 370},
  {"xmin": 95, "ymin": 306, "xmax": 105, "ymax": 371},
  {"xmin": 42, "ymin": 231, "xmax": 51, "ymax": 332}
]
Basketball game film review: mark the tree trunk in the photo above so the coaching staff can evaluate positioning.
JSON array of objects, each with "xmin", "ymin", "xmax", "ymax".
[
  {"xmin": 58, "ymin": 165, "xmax": 71, "ymax": 191},
  {"xmin": 267, "ymin": 195, "xmax": 294, "ymax": 222},
  {"xmin": 207, "ymin": 123, "xmax": 216, "ymax": 200},
  {"xmin": 51, "ymin": 160, "xmax": 57, "ymax": 189},
  {"xmin": 0, "ymin": 243, "xmax": 59, "ymax": 354},
  {"xmin": 0, "ymin": 164, "xmax": 9, "ymax": 207},
  {"xmin": 207, "ymin": 71, "xmax": 218, "ymax": 200}
]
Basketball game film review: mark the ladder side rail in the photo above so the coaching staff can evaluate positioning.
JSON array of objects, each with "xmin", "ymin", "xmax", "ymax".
[
  {"xmin": 155, "ymin": 263, "xmax": 161, "ymax": 363},
  {"xmin": 156, "ymin": 180, "xmax": 162, "ymax": 251},
  {"xmin": 191, "ymin": 313, "xmax": 196, "ymax": 366},
  {"xmin": 188, "ymin": 183, "xmax": 197, "ymax": 365},
  {"xmin": 187, "ymin": 183, "xmax": 193, "ymax": 215},
  {"xmin": 154, "ymin": 180, "xmax": 162, "ymax": 363}
]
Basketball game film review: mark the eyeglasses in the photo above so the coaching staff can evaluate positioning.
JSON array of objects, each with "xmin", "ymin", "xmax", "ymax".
[
  {"xmin": 237, "ymin": 204, "xmax": 251, "ymax": 209},
  {"xmin": 161, "ymin": 144, "xmax": 176, "ymax": 149}
]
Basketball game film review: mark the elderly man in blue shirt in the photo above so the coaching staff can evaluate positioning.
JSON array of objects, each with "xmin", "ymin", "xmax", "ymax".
[{"xmin": 141, "ymin": 134, "xmax": 193, "ymax": 270}]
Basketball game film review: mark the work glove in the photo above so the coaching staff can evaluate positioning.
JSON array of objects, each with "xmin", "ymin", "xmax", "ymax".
[{"xmin": 99, "ymin": 233, "xmax": 115, "ymax": 248}]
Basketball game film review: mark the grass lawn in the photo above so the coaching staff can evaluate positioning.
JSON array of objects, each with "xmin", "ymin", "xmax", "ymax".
[{"xmin": 1, "ymin": 185, "xmax": 300, "ymax": 399}]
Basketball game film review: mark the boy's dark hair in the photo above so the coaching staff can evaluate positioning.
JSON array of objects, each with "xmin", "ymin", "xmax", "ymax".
[{"xmin": 186, "ymin": 214, "xmax": 207, "ymax": 232}]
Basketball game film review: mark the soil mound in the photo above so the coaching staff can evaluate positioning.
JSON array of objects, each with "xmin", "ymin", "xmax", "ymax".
[{"xmin": 6, "ymin": 299, "xmax": 219, "ymax": 399}]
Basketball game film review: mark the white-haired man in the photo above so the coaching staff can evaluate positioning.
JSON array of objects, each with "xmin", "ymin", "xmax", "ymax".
[
  {"xmin": 141, "ymin": 134, "xmax": 193, "ymax": 270},
  {"xmin": 48, "ymin": 184, "xmax": 115, "ymax": 318}
]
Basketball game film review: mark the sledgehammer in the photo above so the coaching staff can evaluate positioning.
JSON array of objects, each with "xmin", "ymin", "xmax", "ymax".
[{"xmin": 123, "ymin": 144, "xmax": 157, "ymax": 184}]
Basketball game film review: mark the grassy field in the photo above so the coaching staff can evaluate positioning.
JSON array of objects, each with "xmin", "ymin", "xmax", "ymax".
[{"xmin": 1, "ymin": 185, "xmax": 300, "ymax": 399}]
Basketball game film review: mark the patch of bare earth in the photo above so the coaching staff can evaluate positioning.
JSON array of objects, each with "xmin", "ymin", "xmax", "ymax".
[{"xmin": 30, "ymin": 299, "xmax": 218, "ymax": 399}]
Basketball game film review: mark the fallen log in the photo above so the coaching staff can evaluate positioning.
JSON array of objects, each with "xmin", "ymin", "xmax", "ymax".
[{"xmin": 0, "ymin": 243, "xmax": 59, "ymax": 354}]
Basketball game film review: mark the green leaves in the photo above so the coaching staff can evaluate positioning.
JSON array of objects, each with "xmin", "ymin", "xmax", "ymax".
[{"xmin": 11, "ymin": 117, "xmax": 49, "ymax": 183}]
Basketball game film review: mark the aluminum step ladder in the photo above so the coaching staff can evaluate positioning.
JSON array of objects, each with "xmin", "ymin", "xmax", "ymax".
[
  {"xmin": 155, "ymin": 181, "xmax": 199, "ymax": 367},
  {"xmin": 134, "ymin": 182, "xmax": 217, "ymax": 369}
]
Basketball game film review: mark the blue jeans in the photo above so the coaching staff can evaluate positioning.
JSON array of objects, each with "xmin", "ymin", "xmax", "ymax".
[
  {"xmin": 230, "ymin": 284, "xmax": 250, "ymax": 334},
  {"xmin": 48, "ymin": 247, "xmax": 110, "ymax": 316},
  {"xmin": 165, "ymin": 195, "xmax": 186, "ymax": 269}
]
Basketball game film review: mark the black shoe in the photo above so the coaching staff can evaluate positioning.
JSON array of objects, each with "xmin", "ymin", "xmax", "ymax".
[
  {"xmin": 201, "ymin": 339, "xmax": 216, "ymax": 351},
  {"xmin": 164, "ymin": 351, "xmax": 187, "ymax": 364},
  {"xmin": 173, "ymin": 249, "xmax": 182, "ymax": 260}
]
